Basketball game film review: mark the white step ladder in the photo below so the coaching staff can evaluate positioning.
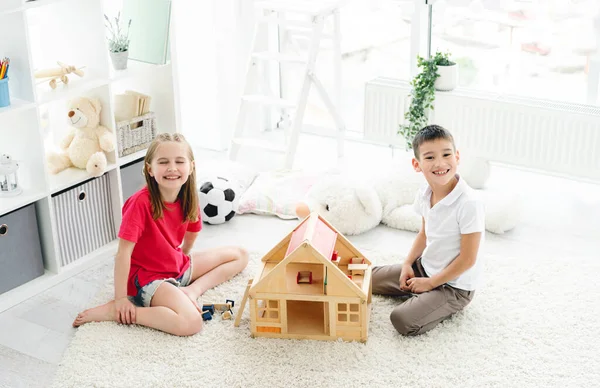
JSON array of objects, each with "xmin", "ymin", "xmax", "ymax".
[{"xmin": 228, "ymin": 0, "xmax": 347, "ymax": 169}]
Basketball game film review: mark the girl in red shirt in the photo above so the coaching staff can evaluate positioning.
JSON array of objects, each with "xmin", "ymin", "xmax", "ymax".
[{"xmin": 73, "ymin": 133, "xmax": 248, "ymax": 336}]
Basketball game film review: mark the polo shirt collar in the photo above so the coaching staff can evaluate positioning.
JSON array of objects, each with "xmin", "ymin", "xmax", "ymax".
[{"xmin": 423, "ymin": 174, "xmax": 465, "ymax": 207}]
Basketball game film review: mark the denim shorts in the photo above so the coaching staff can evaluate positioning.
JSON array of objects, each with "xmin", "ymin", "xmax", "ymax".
[{"xmin": 128, "ymin": 262, "xmax": 194, "ymax": 308}]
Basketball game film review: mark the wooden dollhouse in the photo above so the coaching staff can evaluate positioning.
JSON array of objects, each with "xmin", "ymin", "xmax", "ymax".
[{"xmin": 247, "ymin": 212, "xmax": 372, "ymax": 342}]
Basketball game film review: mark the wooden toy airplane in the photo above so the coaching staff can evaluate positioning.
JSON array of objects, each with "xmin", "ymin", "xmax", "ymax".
[{"xmin": 34, "ymin": 61, "xmax": 85, "ymax": 89}]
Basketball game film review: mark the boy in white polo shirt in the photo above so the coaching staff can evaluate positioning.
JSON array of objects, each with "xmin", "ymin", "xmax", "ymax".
[{"xmin": 372, "ymin": 125, "xmax": 485, "ymax": 336}]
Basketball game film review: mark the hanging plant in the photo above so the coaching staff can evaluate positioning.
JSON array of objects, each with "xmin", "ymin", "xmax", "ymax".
[{"xmin": 398, "ymin": 51, "xmax": 454, "ymax": 149}]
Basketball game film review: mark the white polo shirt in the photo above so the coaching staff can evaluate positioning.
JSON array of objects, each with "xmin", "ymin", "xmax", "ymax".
[{"xmin": 413, "ymin": 174, "xmax": 485, "ymax": 291}]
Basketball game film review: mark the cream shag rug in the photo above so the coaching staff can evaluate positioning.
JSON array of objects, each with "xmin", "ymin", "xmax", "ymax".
[{"xmin": 53, "ymin": 249, "xmax": 599, "ymax": 388}]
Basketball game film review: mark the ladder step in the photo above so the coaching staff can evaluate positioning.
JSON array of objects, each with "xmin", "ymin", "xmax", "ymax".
[
  {"xmin": 281, "ymin": 25, "xmax": 334, "ymax": 40},
  {"xmin": 257, "ymin": 15, "xmax": 313, "ymax": 29},
  {"xmin": 231, "ymin": 137, "xmax": 288, "ymax": 153},
  {"xmin": 252, "ymin": 51, "xmax": 306, "ymax": 64},
  {"xmin": 242, "ymin": 95, "xmax": 296, "ymax": 108},
  {"xmin": 254, "ymin": 0, "xmax": 343, "ymax": 16}
]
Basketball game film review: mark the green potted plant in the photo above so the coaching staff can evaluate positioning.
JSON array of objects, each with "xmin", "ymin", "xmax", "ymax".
[
  {"xmin": 105, "ymin": 12, "xmax": 132, "ymax": 70},
  {"xmin": 434, "ymin": 51, "xmax": 458, "ymax": 91},
  {"xmin": 398, "ymin": 51, "xmax": 456, "ymax": 149}
]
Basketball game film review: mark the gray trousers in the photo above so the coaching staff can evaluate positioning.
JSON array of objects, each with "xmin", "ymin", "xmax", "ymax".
[{"xmin": 372, "ymin": 258, "xmax": 474, "ymax": 336}]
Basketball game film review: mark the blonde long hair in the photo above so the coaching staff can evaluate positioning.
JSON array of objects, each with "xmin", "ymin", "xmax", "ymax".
[{"xmin": 143, "ymin": 132, "xmax": 199, "ymax": 222}]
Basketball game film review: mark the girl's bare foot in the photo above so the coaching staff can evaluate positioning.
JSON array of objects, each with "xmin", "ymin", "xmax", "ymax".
[
  {"xmin": 179, "ymin": 287, "xmax": 202, "ymax": 313},
  {"xmin": 72, "ymin": 301, "xmax": 117, "ymax": 327}
]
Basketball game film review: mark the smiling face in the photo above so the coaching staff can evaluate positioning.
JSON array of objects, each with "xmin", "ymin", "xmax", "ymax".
[
  {"xmin": 67, "ymin": 97, "xmax": 101, "ymax": 128},
  {"xmin": 146, "ymin": 141, "xmax": 194, "ymax": 200},
  {"xmin": 412, "ymin": 138, "xmax": 460, "ymax": 187}
]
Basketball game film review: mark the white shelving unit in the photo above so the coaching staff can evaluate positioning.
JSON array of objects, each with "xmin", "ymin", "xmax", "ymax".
[{"xmin": 0, "ymin": 0, "xmax": 179, "ymax": 312}]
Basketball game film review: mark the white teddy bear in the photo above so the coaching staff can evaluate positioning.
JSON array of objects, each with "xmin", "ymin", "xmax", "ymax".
[
  {"xmin": 47, "ymin": 97, "xmax": 115, "ymax": 177},
  {"xmin": 296, "ymin": 159, "xmax": 521, "ymax": 236}
]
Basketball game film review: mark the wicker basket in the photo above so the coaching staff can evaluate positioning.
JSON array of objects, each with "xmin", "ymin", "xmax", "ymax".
[{"xmin": 116, "ymin": 112, "xmax": 157, "ymax": 157}]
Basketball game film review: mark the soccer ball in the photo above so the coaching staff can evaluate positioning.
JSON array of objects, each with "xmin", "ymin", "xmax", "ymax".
[{"xmin": 199, "ymin": 176, "xmax": 239, "ymax": 225}]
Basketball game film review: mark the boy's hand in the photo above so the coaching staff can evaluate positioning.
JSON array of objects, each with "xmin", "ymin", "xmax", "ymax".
[
  {"xmin": 115, "ymin": 297, "xmax": 136, "ymax": 325},
  {"xmin": 399, "ymin": 264, "xmax": 415, "ymax": 291},
  {"xmin": 406, "ymin": 277, "xmax": 434, "ymax": 294}
]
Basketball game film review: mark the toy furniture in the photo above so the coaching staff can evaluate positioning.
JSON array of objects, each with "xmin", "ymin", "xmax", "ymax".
[
  {"xmin": 296, "ymin": 271, "xmax": 312, "ymax": 284},
  {"xmin": 242, "ymin": 212, "xmax": 372, "ymax": 342},
  {"xmin": 201, "ymin": 300, "xmax": 235, "ymax": 321},
  {"xmin": 34, "ymin": 61, "xmax": 85, "ymax": 89}
]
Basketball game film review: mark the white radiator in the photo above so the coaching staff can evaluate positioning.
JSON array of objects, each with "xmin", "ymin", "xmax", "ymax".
[{"xmin": 363, "ymin": 77, "xmax": 600, "ymax": 182}]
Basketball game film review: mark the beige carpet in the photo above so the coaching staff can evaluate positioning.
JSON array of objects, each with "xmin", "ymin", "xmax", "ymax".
[{"xmin": 52, "ymin": 249, "xmax": 599, "ymax": 388}]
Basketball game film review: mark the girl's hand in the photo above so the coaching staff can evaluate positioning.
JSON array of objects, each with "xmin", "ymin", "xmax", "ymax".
[
  {"xmin": 399, "ymin": 264, "xmax": 415, "ymax": 291},
  {"xmin": 406, "ymin": 277, "xmax": 434, "ymax": 294},
  {"xmin": 115, "ymin": 297, "xmax": 136, "ymax": 325}
]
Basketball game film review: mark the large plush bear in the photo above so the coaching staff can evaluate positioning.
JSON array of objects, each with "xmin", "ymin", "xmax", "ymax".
[
  {"xmin": 47, "ymin": 97, "xmax": 115, "ymax": 177},
  {"xmin": 295, "ymin": 159, "xmax": 520, "ymax": 235}
]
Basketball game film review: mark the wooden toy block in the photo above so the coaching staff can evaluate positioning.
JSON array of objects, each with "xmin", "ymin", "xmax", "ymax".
[
  {"xmin": 202, "ymin": 305, "xmax": 215, "ymax": 315},
  {"xmin": 201, "ymin": 310, "xmax": 213, "ymax": 321},
  {"xmin": 244, "ymin": 212, "xmax": 372, "ymax": 342},
  {"xmin": 205, "ymin": 302, "xmax": 234, "ymax": 312},
  {"xmin": 203, "ymin": 299, "xmax": 236, "ymax": 321}
]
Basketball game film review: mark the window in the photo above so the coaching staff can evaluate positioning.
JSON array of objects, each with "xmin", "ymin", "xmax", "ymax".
[
  {"xmin": 430, "ymin": 0, "xmax": 600, "ymax": 105},
  {"xmin": 280, "ymin": 1, "xmax": 415, "ymax": 133},
  {"xmin": 337, "ymin": 302, "xmax": 360, "ymax": 325},
  {"xmin": 256, "ymin": 299, "xmax": 280, "ymax": 322}
]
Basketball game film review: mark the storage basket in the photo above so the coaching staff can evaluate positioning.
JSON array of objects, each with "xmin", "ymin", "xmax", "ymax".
[
  {"xmin": 51, "ymin": 173, "xmax": 116, "ymax": 266},
  {"xmin": 116, "ymin": 112, "xmax": 157, "ymax": 157},
  {"xmin": 0, "ymin": 204, "xmax": 44, "ymax": 295},
  {"xmin": 120, "ymin": 158, "xmax": 145, "ymax": 200}
]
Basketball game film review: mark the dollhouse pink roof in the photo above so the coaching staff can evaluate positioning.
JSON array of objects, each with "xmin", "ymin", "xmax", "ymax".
[{"xmin": 285, "ymin": 216, "xmax": 336, "ymax": 260}]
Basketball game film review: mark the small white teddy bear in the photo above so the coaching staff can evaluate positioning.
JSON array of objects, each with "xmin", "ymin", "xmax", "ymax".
[{"xmin": 47, "ymin": 97, "xmax": 115, "ymax": 177}]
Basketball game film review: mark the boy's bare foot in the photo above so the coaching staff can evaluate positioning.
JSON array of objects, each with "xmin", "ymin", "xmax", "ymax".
[
  {"xmin": 72, "ymin": 301, "xmax": 117, "ymax": 327},
  {"xmin": 179, "ymin": 286, "xmax": 202, "ymax": 313}
]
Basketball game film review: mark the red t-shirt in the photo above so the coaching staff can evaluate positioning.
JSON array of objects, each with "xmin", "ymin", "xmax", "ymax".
[{"xmin": 118, "ymin": 187, "xmax": 202, "ymax": 296}]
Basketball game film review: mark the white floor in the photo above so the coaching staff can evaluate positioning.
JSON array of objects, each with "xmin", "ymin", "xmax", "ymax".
[{"xmin": 1, "ymin": 134, "xmax": 599, "ymax": 388}]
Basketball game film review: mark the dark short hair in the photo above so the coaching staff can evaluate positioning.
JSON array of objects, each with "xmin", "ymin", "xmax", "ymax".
[{"xmin": 412, "ymin": 124, "xmax": 456, "ymax": 159}]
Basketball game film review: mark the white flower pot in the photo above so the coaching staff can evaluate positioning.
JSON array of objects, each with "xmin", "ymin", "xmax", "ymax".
[
  {"xmin": 435, "ymin": 63, "xmax": 458, "ymax": 91},
  {"xmin": 110, "ymin": 50, "xmax": 129, "ymax": 70}
]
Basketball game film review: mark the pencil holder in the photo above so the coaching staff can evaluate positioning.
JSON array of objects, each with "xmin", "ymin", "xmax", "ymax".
[{"xmin": 0, "ymin": 78, "xmax": 10, "ymax": 108}]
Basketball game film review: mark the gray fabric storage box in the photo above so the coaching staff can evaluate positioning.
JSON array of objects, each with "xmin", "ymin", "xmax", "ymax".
[
  {"xmin": 0, "ymin": 204, "xmax": 45, "ymax": 295},
  {"xmin": 51, "ymin": 173, "xmax": 117, "ymax": 267},
  {"xmin": 120, "ymin": 158, "xmax": 145, "ymax": 200}
]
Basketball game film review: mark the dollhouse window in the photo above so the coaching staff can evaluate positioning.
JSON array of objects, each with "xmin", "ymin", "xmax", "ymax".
[
  {"xmin": 257, "ymin": 299, "xmax": 280, "ymax": 322},
  {"xmin": 337, "ymin": 303, "xmax": 360, "ymax": 326}
]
